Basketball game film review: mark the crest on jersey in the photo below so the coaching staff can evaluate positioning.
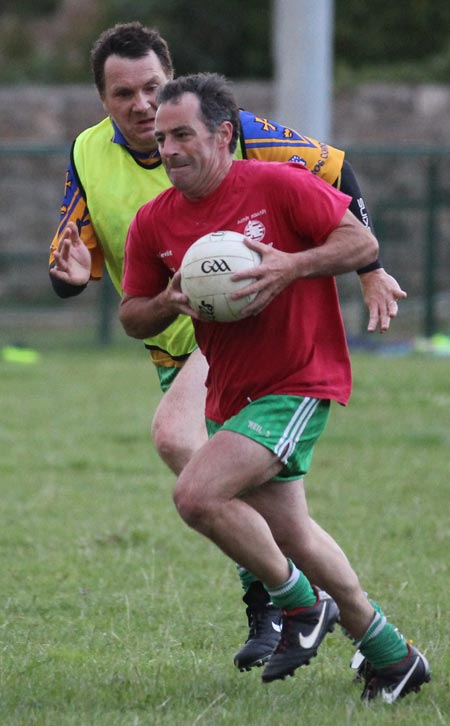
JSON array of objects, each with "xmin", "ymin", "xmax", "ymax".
[
  {"xmin": 289, "ymin": 155, "xmax": 307, "ymax": 166},
  {"xmin": 244, "ymin": 219, "xmax": 266, "ymax": 243}
]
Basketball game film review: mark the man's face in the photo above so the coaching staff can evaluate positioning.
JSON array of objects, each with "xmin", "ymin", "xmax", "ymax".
[
  {"xmin": 155, "ymin": 93, "xmax": 231, "ymax": 199},
  {"xmin": 101, "ymin": 51, "xmax": 172, "ymax": 153}
]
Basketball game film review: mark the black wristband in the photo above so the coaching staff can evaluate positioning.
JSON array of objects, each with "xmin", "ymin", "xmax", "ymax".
[
  {"xmin": 49, "ymin": 264, "xmax": 88, "ymax": 298},
  {"xmin": 357, "ymin": 259, "xmax": 383, "ymax": 275}
]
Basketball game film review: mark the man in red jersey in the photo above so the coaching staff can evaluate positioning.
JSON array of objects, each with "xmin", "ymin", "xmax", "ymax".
[
  {"xmin": 120, "ymin": 73, "xmax": 429, "ymax": 698},
  {"xmin": 49, "ymin": 22, "xmax": 410, "ymax": 675}
]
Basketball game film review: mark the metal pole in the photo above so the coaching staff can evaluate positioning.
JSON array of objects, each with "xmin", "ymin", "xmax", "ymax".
[{"xmin": 273, "ymin": 0, "xmax": 334, "ymax": 140}]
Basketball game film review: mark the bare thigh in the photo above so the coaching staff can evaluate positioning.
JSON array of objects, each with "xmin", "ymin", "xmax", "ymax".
[{"xmin": 151, "ymin": 348, "xmax": 208, "ymax": 474}]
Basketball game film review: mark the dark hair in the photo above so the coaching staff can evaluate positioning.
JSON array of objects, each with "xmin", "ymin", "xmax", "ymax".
[
  {"xmin": 91, "ymin": 22, "xmax": 174, "ymax": 96},
  {"xmin": 157, "ymin": 73, "xmax": 239, "ymax": 154}
]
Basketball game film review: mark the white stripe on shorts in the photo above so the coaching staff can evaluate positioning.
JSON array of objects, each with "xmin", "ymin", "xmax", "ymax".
[{"xmin": 274, "ymin": 397, "xmax": 319, "ymax": 464}]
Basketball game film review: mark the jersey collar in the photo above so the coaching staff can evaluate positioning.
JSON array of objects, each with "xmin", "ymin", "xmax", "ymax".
[{"xmin": 110, "ymin": 118, "xmax": 161, "ymax": 167}]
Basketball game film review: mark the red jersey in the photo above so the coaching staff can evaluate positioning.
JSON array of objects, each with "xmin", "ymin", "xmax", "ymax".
[{"xmin": 123, "ymin": 160, "xmax": 352, "ymax": 423}]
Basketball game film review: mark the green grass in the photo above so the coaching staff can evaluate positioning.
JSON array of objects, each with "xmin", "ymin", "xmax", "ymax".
[{"xmin": 0, "ymin": 347, "xmax": 449, "ymax": 725}]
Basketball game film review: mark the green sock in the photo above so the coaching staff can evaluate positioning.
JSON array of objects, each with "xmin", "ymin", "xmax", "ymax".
[
  {"xmin": 342, "ymin": 595, "xmax": 386, "ymax": 641},
  {"xmin": 236, "ymin": 565, "xmax": 258, "ymax": 593},
  {"xmin": 359, "ymin": 610, "xmax": 409, "ymax": 669},
  {"xmin": 369, "ymin": 598, "xmax": 385, "ymax": 618},
  {"xmin": 266, "ymin": 561, "xmax": 316, "ymax": 610}
]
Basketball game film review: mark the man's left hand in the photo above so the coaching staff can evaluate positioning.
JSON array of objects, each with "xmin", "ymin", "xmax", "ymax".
[{"xmin": 359, "ymin": 268, "xmax": 407, "ymax": 333}]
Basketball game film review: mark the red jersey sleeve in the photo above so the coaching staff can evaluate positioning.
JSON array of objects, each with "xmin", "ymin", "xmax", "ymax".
[{"xmin": 282, "ymin": 163, "xmax": 351, "ymax": 244}]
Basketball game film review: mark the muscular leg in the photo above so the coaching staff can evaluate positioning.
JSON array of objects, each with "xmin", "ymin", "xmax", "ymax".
[
  {"xmin": 168, "ymin": 402, "xmax": 419, "ymax": 687},
  {"xmin": 151, "ymin": 348, "xmax": 208, "ymax": 475},
  {"xmin": 174, "ymin": 429, "xmax": 373, "ymax": 639},
  {"xmin": 173, "ymin": 429, "xmax": 290, "ymax": 587},
  {"xmin": 243, "ymin": 479, "xmax": 373, "ymax": 639},
  {"xmin": 153, "ymin": 356, "xmax": 367, "ymax": 620}
]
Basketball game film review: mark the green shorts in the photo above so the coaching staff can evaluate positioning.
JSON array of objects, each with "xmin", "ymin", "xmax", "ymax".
[
  {"xmin": 147, "ymin": 346, "xmax": 198, "ymax": 393},
  {"xmin": 206, "ymin": 395, "xmax": 330, "ymax": 481},
  {"xmin": 156, "ymin": 365, "xmax": 181, "ymax": 393}
]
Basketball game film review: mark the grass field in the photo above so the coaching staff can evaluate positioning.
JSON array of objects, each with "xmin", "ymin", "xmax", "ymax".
[{"xmin": 0, "ymin": 345, "xmax": 449, "ymax": 725}]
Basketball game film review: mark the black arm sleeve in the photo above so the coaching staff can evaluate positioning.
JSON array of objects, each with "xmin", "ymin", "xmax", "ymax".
[
  {"xmin": 338, "ymin": 160, "xmax": 382, "ymax": 274},
  {"xmin": 49, "ymin": 262, "xmax": 88, "ymax": 298}
]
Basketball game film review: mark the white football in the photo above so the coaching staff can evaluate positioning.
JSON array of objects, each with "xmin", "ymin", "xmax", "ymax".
[{"xmin": 180, "ymin": 230, "xmax": 262, "ymax": 322}]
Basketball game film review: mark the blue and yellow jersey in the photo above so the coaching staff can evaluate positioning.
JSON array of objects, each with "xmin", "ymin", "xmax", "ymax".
[
  {"xmin": 50, "ymin": 112, "xmax": 345, "ymax": 363},
  {"xmin": 237, "ymin": 110, "xmax": 344, "ymax": 184}
]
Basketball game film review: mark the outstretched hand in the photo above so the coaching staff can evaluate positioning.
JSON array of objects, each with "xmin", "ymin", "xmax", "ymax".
[
  {"xmin": 230, "ymin": 238, "xmax": 407, "ymax": 329},
  {"xmin": 359, "ymin": 269, "xmax": 407, "ymax": 333},
  {"xmin": 49, "ymin": 222, "xmax": 91, "ymax": 286}
]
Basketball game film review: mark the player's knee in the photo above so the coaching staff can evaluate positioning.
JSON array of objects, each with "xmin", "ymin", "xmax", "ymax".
[
  {"xmin": 151, "ymin": 415, "xmax": 189, "ymax": 475},
  {"xmin": 173, "ymin": 477, "xmax": 211, "ymax": 531},
  {"xmin": 152, "ymin": 410, "xmax": 207, "ymax": 475}
]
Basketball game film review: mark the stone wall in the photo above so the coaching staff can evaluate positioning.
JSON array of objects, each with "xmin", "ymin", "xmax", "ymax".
[
  {"xmin": 1, "ymin": 82, "xmax": 449, "ymax": 340},
  {"xmin": 2, "ymin": 81, "xmax": 450, "ymax": 144}
]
